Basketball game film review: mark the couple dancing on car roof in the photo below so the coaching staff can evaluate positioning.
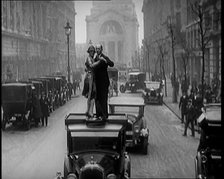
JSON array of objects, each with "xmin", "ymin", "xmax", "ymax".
[{"xmin": 82, "ymin": 44, "xmax": 114, "ymax": 121}]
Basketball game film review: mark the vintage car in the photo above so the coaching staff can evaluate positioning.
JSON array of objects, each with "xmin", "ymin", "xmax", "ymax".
[
  {"xmin": 108, "ymin": 67, "xmax": 119, "ymax": 97},
  {"xmin": 142, "ymin": 81, "xmax": 163, "ymax": 105},
  {"xmin": 1, "ymin": 82, "xmax": 34, "ymax": 130},
  {"xmin": 109, "ymin": 96, "xmax": 149, "ymax": 154},
  {"xmin": 195, "ymin": 103, "xmax": 222, "ymax": 179},
  {"xmin": 63, "ymin": 113, "xmax": 131, "ymax": 179},
  {"xmin": 120, "ymin": 72, "xmax": 146, "ymax": 93}
]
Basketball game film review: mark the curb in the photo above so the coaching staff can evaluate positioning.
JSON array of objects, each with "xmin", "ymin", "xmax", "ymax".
[{"xmin": 163, "ymin": 101, "xmax": 181, "ymax": 120}]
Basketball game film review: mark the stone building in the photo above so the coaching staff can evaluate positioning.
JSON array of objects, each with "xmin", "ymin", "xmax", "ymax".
[
  {"xmin": 185, "ymin": 0, "xmax": 221, "ymax": 85},
  {"xmin": 142, "ymin": 0, "xmax": 221, "ymax": 85},
  {"xmin": 142, "ymin": 0, "xmax": 172, "ymax": 78},
  {"xmin": 1, "ymin": 1, "xmax": 76, "ymax": 82},
  {"xmin": 86, "ymin": 0, "xmax": 139, "ymax": 68}
]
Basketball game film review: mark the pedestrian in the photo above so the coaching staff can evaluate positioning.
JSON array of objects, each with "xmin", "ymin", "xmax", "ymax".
[
  {"xmin": 32, "ymin": 92, "xmax": 42, "ymax": 127},
  {"xmin": 40, "ymin": 92, "xmax": 50, "ymax": 126},
  {"xmin": 94, "ymin": 44, "xmax": 114, "ymax": 121},
  {"xmin": 179, "ymin": 91, "xmax": 188, "ymax": 123},
  {"xmin": 183, "ymin": 98, "xmax": 195, "ymax": 137},
  {"xmin": 73, "ymin": 80, "xmax": 77, "ymax": 95}
]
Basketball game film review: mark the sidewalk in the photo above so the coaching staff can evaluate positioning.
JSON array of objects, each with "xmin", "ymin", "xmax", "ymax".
[{"xmin": 162, "ymin": 79, "xmax": 200, "ymax": 134}]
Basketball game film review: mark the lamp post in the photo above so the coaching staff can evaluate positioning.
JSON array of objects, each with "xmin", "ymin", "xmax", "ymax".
[{"xmin": 64, "ymin": 21, "xmax": 72, "ymax": 83}]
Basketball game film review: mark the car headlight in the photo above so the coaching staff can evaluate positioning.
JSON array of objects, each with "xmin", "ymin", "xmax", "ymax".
[
  {"xmin": 67, "ymin": 173, "xmax": 77, "ymax": 179},
  {"xmin": 134, "ymin": 125, "xmax": 140, "ymax": 133},
  {"xmin": 201, "ymin": 154, "xmax": 207, "ymax": 164},
  {"xmin": 107, "ymin": 173, "xmax": 117, "ymax": 179}
]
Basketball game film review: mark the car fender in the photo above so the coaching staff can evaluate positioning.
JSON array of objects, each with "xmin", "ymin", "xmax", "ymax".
[
  {"xmin": 64, "ymin": 155, "xmax": 72, "ymax": 177},
  {"xmin": 124, "ymin": 152, "xmax": 131, "ymax": 177}
]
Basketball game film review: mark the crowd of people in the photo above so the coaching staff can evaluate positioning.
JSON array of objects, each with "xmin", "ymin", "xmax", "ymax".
[{"xmin": 178, "ymin": 74, "xmax": 221, "ymax": 137}]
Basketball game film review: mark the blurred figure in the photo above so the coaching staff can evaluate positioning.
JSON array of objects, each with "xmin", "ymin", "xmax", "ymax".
[
  {"xmin": 40, "ymin": 93, "xmax": 49, "ymax": 126},
  {"xmin": 179, "ymin": 91, "xmax": 188, "ymax": 123},
  {"xmin": 183, "ymin": 98, "xmax": 195, "ymax": 137},
  {"xmin": 32, "ymin": 92, "xmax": 42, "ymax": 127}
]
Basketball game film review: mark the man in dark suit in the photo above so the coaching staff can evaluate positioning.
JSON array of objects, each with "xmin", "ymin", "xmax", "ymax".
[
  {"xmin": 179, "ymin": 91, "xmax": 188, "ymax": 123},
  {"xmin": 94, "ymin": 44, "xmax": 114, "ymax": 121}
]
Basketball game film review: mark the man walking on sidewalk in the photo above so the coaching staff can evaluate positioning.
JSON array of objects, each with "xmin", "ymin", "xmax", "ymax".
[
  {"xmin": 179, "ymin": 91, "xmax": 188, "ymax": 123},
  {"xmin": 183, "ymin": 98, "xmax": 195, "ymax": 137}
]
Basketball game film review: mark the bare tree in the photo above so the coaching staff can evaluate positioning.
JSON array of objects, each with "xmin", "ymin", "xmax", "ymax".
[
  {"xmin": 143, "ymin": 39, "xmax": 152, "ymax": 79},
  {"xmin": 167, "ymin": 17, "xmax": 178, "ymax": 103},
  {"xmin": 156, "ymin": 39, "xmax": 169, "ymax": 97},
  {"xmin": 190, "ymin": 0, "xmax": 212, "ymax": 99}
]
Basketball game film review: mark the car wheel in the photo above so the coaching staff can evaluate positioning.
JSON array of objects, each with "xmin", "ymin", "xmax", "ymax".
[
  {"xmin": 142, "ymin": 137, "xmax": 148, "ymax": 155},
  {"xmin": 120, "ymin": 85, "xmax": 126, "ymax": 93},
  {"xmin": 195, "ymin": 158, "xmax": 198, "ymax": 179}
]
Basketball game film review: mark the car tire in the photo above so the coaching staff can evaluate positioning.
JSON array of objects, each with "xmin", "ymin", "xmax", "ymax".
[{"xmin": 120, "ymin": 85, "xmax": 126, "ymax": 93}]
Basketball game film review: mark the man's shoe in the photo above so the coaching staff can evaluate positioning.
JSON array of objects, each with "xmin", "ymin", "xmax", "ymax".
[{"xmin": 183, "ymin": 134, "xmax": 187, "ymax": 136}]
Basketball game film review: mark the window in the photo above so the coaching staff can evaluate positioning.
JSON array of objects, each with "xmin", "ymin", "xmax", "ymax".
[{"xmin": 175, "ymin": 0, "xmax": 181, "ymax": 9}]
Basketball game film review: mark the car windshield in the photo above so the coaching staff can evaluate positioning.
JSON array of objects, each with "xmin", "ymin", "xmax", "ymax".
[
  {"xmin": 113, "ymin": 106, "xmax": 139, "ymax": 116},
  {"xmin": 145, "ymin": 82, "xmax": 160, "ymax": 89},
  {"xmin": 2, "ymin": 86, "xmax": 26, "ymax": 101},
  {"xmin": 129, "ymin": 75, "xmax": 138, "ymax": 81},
  {"xmin": 71, "ymin": 136, "xmax": 119, "ymax": 153}
]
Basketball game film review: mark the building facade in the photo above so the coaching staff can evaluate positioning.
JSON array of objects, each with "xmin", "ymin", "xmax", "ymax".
[
  {"xmin": 86, "ymin": 0, "xmax": 139, "ymax": 68},
  {"xmin": 142, "ymin": 0, "xmax": 221, "ymax": 85},
  {"xmin": 142, "ymin": 0, "xmax": 172, "ymax": 78},
  {"xmin": 1, "ymin": 1, "xmax": 76, "ymax": 82},
  {"xmin": 185, "ymin": 0, "xmax": 221, "ymax": 85}
]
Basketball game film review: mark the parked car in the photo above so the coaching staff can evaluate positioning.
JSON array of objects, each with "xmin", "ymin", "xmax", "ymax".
[
  {"xmin": 109, "ymin": 96, "xmax": 149, "ymax": 154},
  {"xmin": 1, "ymin": 82, "xmax": 34, "ymax": 130},
  {"xmin": 63, "ymin": 113, "xmax": 131, "ymax": 179},
  {"xmin": 120, "ymin": 72, "xmax": 146, "ymax": 93},
  {"xmin": 195, "ymin": 103, "xmax": 222, "ymax": 179},
  {"xmin": 142, "ymin": 81, "xmax": 163, "ymax": 105}
]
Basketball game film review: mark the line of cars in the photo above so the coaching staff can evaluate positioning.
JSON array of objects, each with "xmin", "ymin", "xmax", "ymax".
[
  {"xmin": 119, "ymin": 71, "xmax": 164, "ymax": 105},
  {"xmin": 1, "ymin": 74, "xmax": 72, "ymax": 130}
]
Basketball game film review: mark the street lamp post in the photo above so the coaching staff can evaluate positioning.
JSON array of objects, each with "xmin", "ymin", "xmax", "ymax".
[{"xmin": 64, "ymin": 21, "xmax": 72, "ymax": 83}]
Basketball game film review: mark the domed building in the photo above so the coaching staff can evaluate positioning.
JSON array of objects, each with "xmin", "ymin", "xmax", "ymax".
[{"xmin": 86, "ymin": 0, "xmax": 139, "ymax": 68}]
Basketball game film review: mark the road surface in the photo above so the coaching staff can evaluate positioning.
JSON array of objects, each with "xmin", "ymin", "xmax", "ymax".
[{"xmin": 2, "ymin": 92, "xmax": 199, "ymax": 179}]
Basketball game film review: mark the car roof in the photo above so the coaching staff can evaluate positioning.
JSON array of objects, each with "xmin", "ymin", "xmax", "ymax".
[
  {"xmin": 109, "ymin": 96, "xmax": 145, "ymax": 106},
  {"xmin": 128, "ymin": 72, "xmax": 145, "ymax": 75},
  {"xmin": 2, "ymin": 82, "xmax": 32, "ymax": 87},
  {"xmin": 69, "ymin": 124, "xmax": 122, "ymax": 137},
  {"xmin": 205, "ymin": 104, "xmax": 221, "ymax": 122},
  {"xmin": 144, "ymin": 81, "xmax": 160, "ymax": 84},
  {"xmin": 65, "ymin": 113, "xmax": 127, "ymax": 137}
]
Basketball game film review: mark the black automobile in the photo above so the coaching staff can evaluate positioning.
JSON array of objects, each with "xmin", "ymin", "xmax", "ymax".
[
  {"xmin": 195, "ymin": 103, "xmax": 222, "ymax": 179},
  {"xmin": 143, "ymin": 81, "xmax": 163, "ymax": 105},
  {"xmin": 2, "ymin": 82, "xmax": 34, "ymax": 130},
  {"xmin": 109, "ymin": 96, "xmax": 149, "ymax": 155},
  {"xmin": 63, "ymin": 113, "xmax": 131, "ymax": 179},
  {"xmin": 120, "ymin": 72, "xmax": 146, "ymax": 93}
]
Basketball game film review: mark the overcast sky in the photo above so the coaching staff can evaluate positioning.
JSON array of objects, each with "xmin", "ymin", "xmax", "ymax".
[{"xmin": 75, "ymin": 0, "xmax": 144, "ymax": 45}]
